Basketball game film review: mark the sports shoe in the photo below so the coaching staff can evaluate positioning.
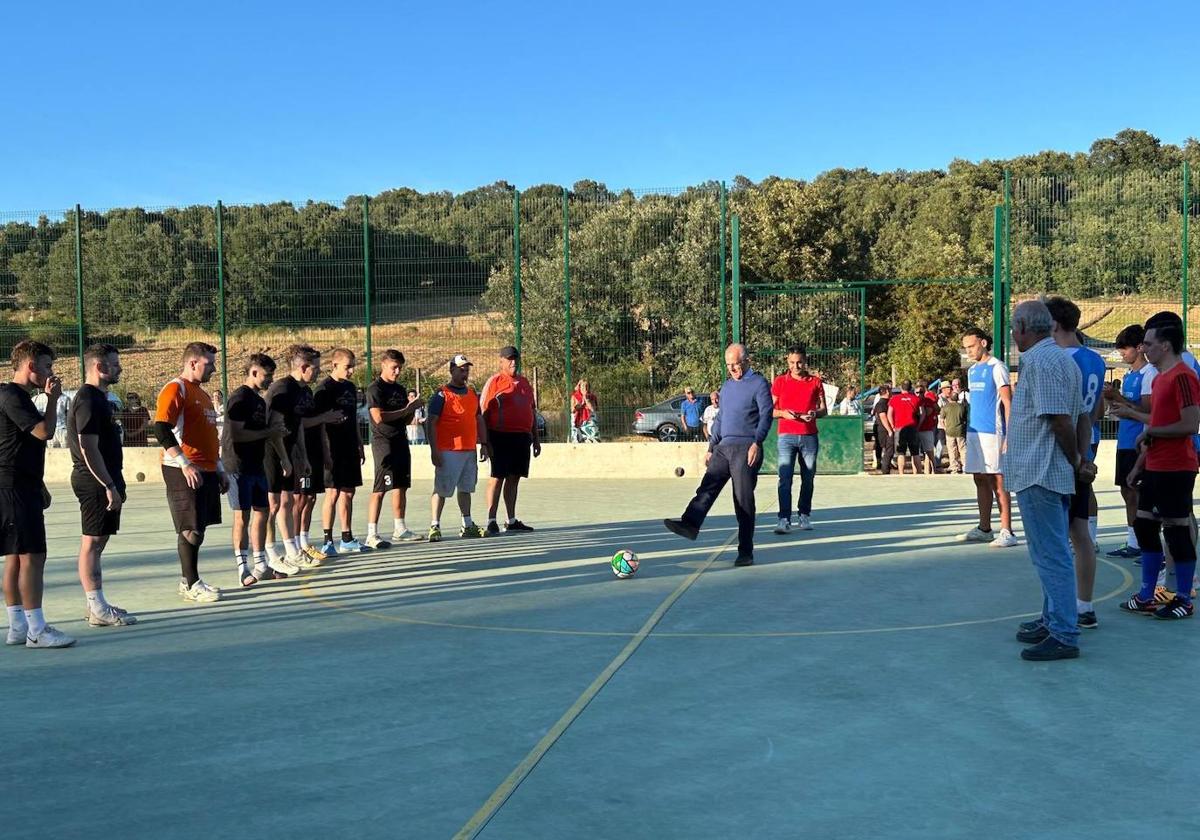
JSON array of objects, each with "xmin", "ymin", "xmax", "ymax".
[
  {"xmin": 1020, "ymin": 636, "xmax": 1079, "ymax": 661},
  {"xmin": 461, "ymin": 523, "xmax": 486, "ymax": 539},
  {"xmin": 252, "ymin": 565, "xmax": 276, "ymax": 582},
  {"xmin": 1016, "ymin": 623, "xmax": 1049, "ymax": 644},
  {"xmin": 337, "ymin": 539, "xmax": 364, "ymax": 554},
  {"xmin": 6, "ymin": 625, "xmax": 28, "ymax": 645},
  {"xmin": 505, "ymin": 520, "xmax": 534, "ymax": 532},
  {"xmin": 1106, "ymin": 545, "xmax": 1141, "ymax": 559},
  {"xmin": 1154, "ymin": 585, "xmax": 1174, "ymax": 604},
  {"xmin": 268, "ymin": 554, "xmax": 300, "ymax": 576},
  {"xmin": 1154, "ymin": 596, "xmax": 1194, "ymax": 620},
  {"xmin": 87, "ymin": 605, "xmax": 138, "ymax": 626},
  {"xmin": 1077, "ymin": 611, "xmax": 1098, "ymax": 630},
  {"xmin": 391, "ymin": 529, "xmax": 423, "ymax": 542},
  {"xmin": 991, "ymin": 528, "xmax": 1018, "ymax": 548},
  {"xmin": 428, "ymin": 525, "xmax": 442, "ymax": 543},
  {"xmin": 486, "ymin": 521, "xmax": 501, "ymax": 536},
  {"xmin": 320, "ymin": 541, "xmax": 339, "ymax": 558},
  {"xmin": 1119, "ymin": 594, "xmax": 1158, "ymax": 615},
  {"xmin": 364, "ymin": 534, "xmax": 392, "ymax": 550},
  {"xmin": 664, "ymin": 518, "xmax": 699, "ymax": 541},
  {"xmin": 1018, "ymin": 618, "xmax": 1045, "ymax": 634},
  {"xmin": 734, "ymin": 554, "xmax": 754, "ymax": 567},
  {"xmin": 958, "ymin": 527, "xmax": 995, "ymax": 543},
  {"xmin": 774, "ymin": 519, "xmax": 791, "ymax": 535},
  {"xmin": 25, "ymin": 625, "xmax": 76, "ymax": 649},
  {"xmin": 303, "ymin": 545, "xmax": 327, "ymax": 563},
  {"xmin": 291, "ymin": 551, "xmax": 321, "ymax": 570},
  {"xmin": 797, "ymin": 514, "xmax": 813, "ymax": 531},
  {"xmin": 180, "ymin": 579, "xmax": 221, "ymax": 603}
]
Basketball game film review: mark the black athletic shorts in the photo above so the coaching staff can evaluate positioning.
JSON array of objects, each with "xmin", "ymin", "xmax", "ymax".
[
  {"xmin": 71, "ymin": 473, "xmax": 124, "ymax": 536},
  {"xmin": 1137, "ymin": 470, "xmax": 1196, "ymax": 521},
  {"xmin": 489, "ymin": 430, "xmax": 532, "ymax": 479},
  {"xmin": 265, "ymin": 453, "xmax": 292, "ymax": 494},
  {"xmin": 896, "ymin": 426, "xmax": 921, "ymax": 458},
  {"xmin": 1069, "ymin": 444, "xmax": 1100, "ymax": 520},
  {"xmin": 299, "ymin": 462, "xmax": 326, "ymax": 496},
  {"xmin": 325, "ymin": 445, "xmax": 363, "ymax": 490},
  {"xmin": 0, "ymin": 484, "xmax": 47, "ymax": 554},
  {"xmin": 372, "ymin": 438, "xmax": 411, "ymax": 493},
  {"xmin": 1115, "ymin": 449, "xmax": 1138, "ymax": 488},
  {"xmin": 162, "ymin": 466, "xmax": 222, "ymax": 534}
]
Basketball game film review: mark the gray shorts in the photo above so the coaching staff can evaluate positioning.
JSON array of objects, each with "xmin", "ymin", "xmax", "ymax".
[{"xmin": 434, "ymin": 450, "xmax": 478, "ymax": 497}]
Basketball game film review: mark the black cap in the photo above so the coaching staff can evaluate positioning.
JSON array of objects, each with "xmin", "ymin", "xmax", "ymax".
[{"xmin": 499, "ymin": 345, "xmax": 520, "ymax": 360}]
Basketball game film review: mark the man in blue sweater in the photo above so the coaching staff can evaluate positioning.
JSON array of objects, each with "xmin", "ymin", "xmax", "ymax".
[{"xmin": 665, "ymin": 344, "xmax": 773, "ymax": 566}]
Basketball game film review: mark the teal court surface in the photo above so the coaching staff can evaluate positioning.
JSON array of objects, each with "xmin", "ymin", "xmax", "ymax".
[{"xmin": 5, "ymin": 473, "xmax": 1199, "ymax": 840}]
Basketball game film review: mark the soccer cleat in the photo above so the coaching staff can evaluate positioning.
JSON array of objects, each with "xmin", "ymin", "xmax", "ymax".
[
  {"xmin": 504, "ymin": 520, "xmax": 534, "ymax": 532},
  {"xmin": 337, "ymin": 539, "xmax": 364, "ymax": 554},
  {"xmin": 87, "ymin": 605, "xmax": 138, "ymax": 626},
  {"xmin": 958, "ymin": 527, "xmax": 995, "ymax": 543},
  {"xmin": 6, "ymin": 625, "xmax": 28, "ymax": 646},
  {"xmin": 991, "ymin": 529, "xmax": 1019, "ymax": 548},
  {"xmin": 1154, "ymin": 596, "xmax": 1194, "ymax": 620},
  {"xmin": 364, "ymin": 534, "xmax": 392, "ymax": 550},
  {"xmin": 774, "ymin": 519, "xmax": 791, "ymax": 535},
  {"xmin": 797, "ymin": 514, "xmax": 813, "ymax": 531},
  {"xmin": 180, "ymin": 579, "xmax": 221, "ymax": 603},
  {"xmin": 320, "ymin": 541, "xmax": 339, "ymax": 558},
  {"xmin": 1077, "ymin": 611, "xmax": 1098, "ymax": 630},
  {"xmin": 391, "ymin": 529, "xmax": 424, "ymax": 542},
  {"xmin": 25, "ymin": 625, "xmax": 76, "ymax": 649},
  {"xmin": 428, "ymin": 525, "xmax": 443, "ymax": 543},
  {"xmin": 461, "ymin": 524, "xmax": 486, "ymax": 539},
  {"xmin": 485, "ymin": 521, "xmax": 501, "ymax": 536},
  {"xmin": 268, "ymin": 554, "xmax": 301, "ymax": 576},
  {"xmin": 1106, "ymin": 544, "xmax": 1141, "ymax": 559},
  {"xmin": 1119, "ymin": 594, "xmax": 1158, "ymax": 615}
]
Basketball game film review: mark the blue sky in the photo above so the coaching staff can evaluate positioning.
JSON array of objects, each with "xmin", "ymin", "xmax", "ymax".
[{"xmin": 2, "ymin": 0, "xmax": 1196, "ymax": 210}]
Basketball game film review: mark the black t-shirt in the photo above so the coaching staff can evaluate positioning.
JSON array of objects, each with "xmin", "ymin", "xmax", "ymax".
[
  {"xmin": 872, "ymin": 397, "xmax": 890, "ymax": 427},
  {"xmin": 367, "ymin": 378, "xmax": 410, "ymax": 440},
  {"xmin": 67, "ymin": 384, "xmax": 124, "ymax": 489},
  {"xmin": 223, "ymin": 385, "xmax": 269, "ymax": 476},
  {"xmin": 300, "ymin": 384, "xmax": 324, "ymax": 463},
  {"xmin": 266, "ymin": 376, "xmax": 313, "ymax": 461},
  {"xmin": 315, "ymin": 377, "xmax": 359, "ymax": 451},
  {"xmin": 0, "ymin": 383, "xmax": 46, "ymax": 489}
]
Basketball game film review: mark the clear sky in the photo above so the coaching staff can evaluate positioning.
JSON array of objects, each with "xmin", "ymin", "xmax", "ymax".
[{"xmin": 2, "ymin": 0, "xmax": 1196, "ymax": 210}]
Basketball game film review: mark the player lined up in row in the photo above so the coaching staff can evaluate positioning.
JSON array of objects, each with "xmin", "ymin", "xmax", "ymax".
[{"xmin": 1, "ymin": 340, "xmax": 541, "ymax": 649}]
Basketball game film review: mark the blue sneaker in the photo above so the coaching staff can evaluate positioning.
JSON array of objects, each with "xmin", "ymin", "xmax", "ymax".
[
  {"xmin": 337, "ymin": 539, "xmax": 364, "ymax": 555},
  {"xmin": 320, "ymin": 541, "xmax": 338, "ymax": 558}
]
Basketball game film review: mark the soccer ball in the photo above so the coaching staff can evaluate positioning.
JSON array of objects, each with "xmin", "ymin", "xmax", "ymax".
[{"xmin": 610, "ymin": 549, "xmax": 639, "ymax": 578}]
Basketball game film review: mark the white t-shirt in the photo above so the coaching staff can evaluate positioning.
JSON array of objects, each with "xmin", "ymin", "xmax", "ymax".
[{"xmin": 702, "ymin": 405, "xmax": 719, "ymax": 426}]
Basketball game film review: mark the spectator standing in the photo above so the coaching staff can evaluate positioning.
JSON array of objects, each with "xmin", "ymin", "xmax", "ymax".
[
  {"xmin": 837, "ymin": 385, "xmax": 860, "ymax": 416},
  {"xmin": 701, "ymin": 391, "xmax": 720, "ymax": 440},
  {"xmin": 118, "ymin": 392, "xmax": 151, "ymax": 446},
  {"xmin": 479, "ymin": 346, "xmax": 540, "ymax": 535},
  {"xmin": 916, "ymin": 378, "xmax": 940, "ymax": 474},
  {"xmin": 406, "ymin": 389, "xmax": 428, "ymax": 445},
  {"xmin": 939, "ymin": 382, "xmax": 968, "ymax": 474},
  {"xmin": 888, "ymin": 380, "xmax": 924, "ymax": 476},
  {"xmin": 872, "ymin": 384, "xmax": 895, "ymax": 473},
  {"xmin": 680, "ymin": 389, "xmax": 704, "ymax": 441},
  {"xmin": 771, "ymin": 345, "xmax": 826, "ymax": 533}
]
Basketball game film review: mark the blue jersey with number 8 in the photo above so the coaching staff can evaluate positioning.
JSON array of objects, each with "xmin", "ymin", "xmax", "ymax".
[{"xmin": 1067, "ymin": 346, "xmax": 1107, "ymax": 447}]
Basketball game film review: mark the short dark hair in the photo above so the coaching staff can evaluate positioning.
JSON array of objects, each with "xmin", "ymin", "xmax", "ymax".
[
  {"xmin": 1148, "ymin": 324, "xmax": 1185, "ymax": 354},
  {"xmin": 11, "ymin": 340, "xmax": 54, "ymax": 371},
  {"xmin": 963, "ymin": 328, "xmax": 991, "ymax": 349},
  {"xmin": 786, "ymin": 344, "xmax": 807, "ymax": 357},
  {"xmin": 1145, "ymin": 310, "xmax": 1184, "ymax": 332},
  {"xmin": 245, "ymin": 353, "xmax": 276, "ymax": 374},
  {"xmin": 1115, "ymin": 324, "xmax": 1145, "ymax": 349},
  {"xmin": 379, "ymin": 348, "xmax": 405, "ymax": 366},
  {"xmin": 287, "ymin": 344, "xmax": 320, "ymax": 368},
  {"xmin": 900, "ymin": 379, "xmax": 913, "ymax": 392},
  {"xmin": 1044, "ymin": 296, "xmax": 1081, "ymax": 332},
  {"xmin": 83, "ymin": 343, "xmax": 118, "ymax": 368},
  {"xmin": 183, "ymin": 341, "xmax": 217, "ymax": 363}
]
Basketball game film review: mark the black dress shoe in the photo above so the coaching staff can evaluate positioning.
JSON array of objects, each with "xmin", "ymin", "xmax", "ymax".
[
  {"xmin": 664, "ymin": 518, "xmax": 699, "ymax": 541},
  {"xmin": 1016, "ymin": 624, "xmax": 1049, "ymax": 644},
  {"xmin": 733, "ymin": 554, "xmax": 754, "ymax": 566},
  {"xmin": 1020, "ymin": 636, "xmax": 1080, "ymax": 661}
]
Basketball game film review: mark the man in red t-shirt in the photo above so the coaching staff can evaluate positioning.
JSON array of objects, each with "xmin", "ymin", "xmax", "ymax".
[
  {"xmin": 480, "ymin": 346, "xmax": 541, "ymax": 535},
  {"xmin": 916, "ymin": 378, "xmax": 941, "ymax": 474},
  {"xmin": 888, "ymin": 380, "xmax": 925, "ymax": 476},
  {"xmin": 1121, "ymin": 323, "xmax": 1200, "ymax": 619},
  {"xmin": 771, "ymin": 345, "xmax": 826, "ymax": 533}
]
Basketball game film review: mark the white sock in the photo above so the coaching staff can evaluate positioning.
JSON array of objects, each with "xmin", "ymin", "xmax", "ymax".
[
  {"xmin": 488, "ymin": 517, "xmax": 497, "ymax": 525},
  {"xmin": 85, "ymin": 589, "xmax": 110, "ymax": 613},
  {"xmin": 234, "ymin": 551, "xmax": 248, "ymax": 568},
  {"xmin": 284, "ymin": 537, "xmax": 299, "ymax": 555},
  {"xmin": 462, "ymin": 515, "xmax": 474, "ymax": 527},
  {"xmin": 24, "ymin": 607, "xmax": 46, "ymax": 636},
  {"xmin": 251, "ymin": 551, "xmax": 267, "ymax": 571},
  {"xmin": 7, "ymin": 605, "xmax": 26, "ymax": 631},
  {"xmin": 1088, "ymin": 516, "xmax": 1098, "ymax": 544},
  {"xmin": 432, "ymin": 519, "xmax": 440, "ymax": 528},
  {"xmin": 1157, "ymin": 567, "xmax": 1168, "ymax": 587},
  {"xmin": 1127, "ymin": 526, "xmax": 1140, "ymax": 550},
  {"xmin": 1077, "ymin": 599, "xmax": 1093, "ymax": 613},
  {"xmin": 507, "ymin": 517, "xmax": 517, "ymax": 526},
  {"xmin": 367, "ymin": 523, "xmax": 378, "ymax": 538},
  {"xmin": 266, "ymin": 543, "xmax": 282, "ymax": 560},
  {"xmin": 394, "ymin": 518, "xmax": 406, "ymax": 533},
  {"xmin": 298, "ymin": 533, "xmax": 311, "ymax": 549}
]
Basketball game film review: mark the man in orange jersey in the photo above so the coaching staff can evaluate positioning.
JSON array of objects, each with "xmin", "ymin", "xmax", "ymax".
[
  {"xmin": 427, "ymin": 354, "xmax": 490, "ymax": 541},
  {"xmin": 154, "ymin": 342, "xmax": 228, "ymax": 603},
  {"xmin": 479, "ymin": 346, "xmax": 540, "ymax": 535}
]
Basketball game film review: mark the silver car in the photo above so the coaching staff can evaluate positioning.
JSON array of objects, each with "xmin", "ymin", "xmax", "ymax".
[{"xmin": 632, "ymin": 394, "xmax": 712, "ymax": 442}]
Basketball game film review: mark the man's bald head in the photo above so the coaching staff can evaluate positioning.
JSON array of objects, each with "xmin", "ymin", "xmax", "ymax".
[{"xmin": 725, "ymin": 343, "xmax": 749, "ymax": 380}]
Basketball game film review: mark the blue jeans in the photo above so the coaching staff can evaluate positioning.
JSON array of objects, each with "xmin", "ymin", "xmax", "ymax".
[
  {"xmin": 777, "ymin": 434, "xmax": 819, "ymax": 519},
  {"xmin": 1016, "ymin": 485, "xmax": 1079, "ymax": 646}
]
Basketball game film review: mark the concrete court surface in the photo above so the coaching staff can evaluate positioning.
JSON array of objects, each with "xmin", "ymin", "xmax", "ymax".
[{"xmin": 3, "ymin": 472, "xmax": 1198, "ymax": 840}]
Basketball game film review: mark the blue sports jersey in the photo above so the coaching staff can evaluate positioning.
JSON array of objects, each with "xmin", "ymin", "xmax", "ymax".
[
  {"xmin": 966, "ymin": 356, "xmax": 1009, "ymax": 435},
  {"xmin": 1066, "ymin": 345, "xmax": 1106, "ymax": 447},
  {"xmin": 1186, "ymin": 351, "xmax": 1200, "ymax": 452},
  {"xmin": 1117, "ymin": 365, "xmax": 1147, "ymax": 450}
]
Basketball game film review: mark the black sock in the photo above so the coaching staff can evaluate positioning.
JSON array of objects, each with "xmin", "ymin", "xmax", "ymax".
[
  {"xmin": 178, "ymin": 535, "xmax": 200, "ymax": 586},
  {"xmin": 342, "ymin": 530, "xmax": 353, "ymax": 543},
  {"xmin": 323, "ymin": 528, "xmax": 333, "ymax": 544}
]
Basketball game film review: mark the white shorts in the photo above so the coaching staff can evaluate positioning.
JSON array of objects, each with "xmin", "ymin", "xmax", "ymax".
[
  {"xmin": 434, "ymin": 450, "xmax": 478, "ymax": 497},
  {"xmin": 965, "ymin": 432, "xmax": 1003, "ymax": 475}
]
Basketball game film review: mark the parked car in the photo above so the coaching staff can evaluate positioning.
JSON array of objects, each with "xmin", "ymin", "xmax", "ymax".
[{"xmin": 633, "ymin": 394, "xmax": 712, "ymax": 442}]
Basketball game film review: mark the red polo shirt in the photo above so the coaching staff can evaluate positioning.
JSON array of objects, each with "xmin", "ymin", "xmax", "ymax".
[
  {"xmin": 890, "ymin": 392, "xmax": 922, "ymax": 430},
  {"xmin": 772, "ymin": 373, "xmax": 823, "ymax": 435}
]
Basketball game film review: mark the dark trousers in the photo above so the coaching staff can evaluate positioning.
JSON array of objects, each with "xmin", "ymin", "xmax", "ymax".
[
  {"xmin": 682, "ymin": 441, "xmax": 761, "ymax": 557},
  {"xmin": 877, "ymin": 426, "xmax": 895, "ymax": 474}
]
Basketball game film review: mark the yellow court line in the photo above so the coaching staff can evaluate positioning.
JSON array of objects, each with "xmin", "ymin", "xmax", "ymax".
[{"xmin": 448, "ymin": 529, "xmax": 738, "ymax": 840}]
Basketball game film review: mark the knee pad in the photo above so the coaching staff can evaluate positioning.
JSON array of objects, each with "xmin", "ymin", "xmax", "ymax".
[
  {"xmin": 180, "ymin": 529, "xmax": 204, "ymax": 547},
  {"xmin": 1163, "ymin": 524, "xmax": 1195, "ymax": 563},
  {"xmin": 1134, "ymin": 517, "xmax": 1163, "ymax": 554}
]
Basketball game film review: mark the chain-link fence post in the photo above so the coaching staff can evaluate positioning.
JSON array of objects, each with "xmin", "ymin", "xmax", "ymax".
[
  {"xmin": 719, "ymin": 181, "xmax": 727, "ymax": 350},
  {"xmin": 731, "ymin": 214, "xmax": 741, "ymax": 344},
  {"xmin": 362, "ymin": 194, "xmax": 373, "ymax": 442},
  {"xmin": 993, "ymin": 204, "xmax": 1003, "ymax": 349},
  {"xmin": 512, "ymin": 189, "xmax": 522, "ymax": 364},
  {"xmin": 1184, "ymin": 161, "xmax": 1191, "ymax": 341},
  {"xmin": 216, "ymin": 200, "xmax": 229, "ymax": 396},
  {"xmin": 561, "ymin": 186, "xmax": 572, "ymax": 441},
  {"xmin": 73, "ymin": 204, "xmax": 85, "ymax": 380}
]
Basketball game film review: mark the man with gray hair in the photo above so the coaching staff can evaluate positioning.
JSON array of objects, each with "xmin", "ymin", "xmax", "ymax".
[
  {"xmin": 665, "ymin": 344, "xmax": 773, "ymax": 566},
  {"xmin": 1006, "ymin": 299, "xmax": 1095, "ymax": 661}
]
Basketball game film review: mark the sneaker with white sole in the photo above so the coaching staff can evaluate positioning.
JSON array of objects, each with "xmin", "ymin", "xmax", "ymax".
[
  {"xmin": 460, "ymin": 523, "xmax": 485, "ymax": 538},
  {"xmin": 797, "ymin": 514, "xmax": 813, "ymax": 531},
  {"xmin": 992, "ymin": 528, "xmax": 1019, "ymax": 548},
  {"xmin": 251, "ymin": 565, "xmax": 276, "ymax": 582},
  {"xmin": 291, "ymin": 551, "xmax": 320, "ymax": 571},
  {"xmin": 6, "ymin": 625, "xmax": 28, "ymax": 646},
  {"xmin": 392, "ymin": 529, "xmax": 424, "ymax": 542},
  {"xmin": 774, "ymin": 519, "xmax": 791, "ymax": 535},
  {"xmin": 86, "ymin": 605, "xmax": 138, "ymax": 626},
  {"xmin": 268, "ymin": 554, "xmax": 300, "ymax": 576},
  {"xmin": 25, "ymin": 625, "xmax": 76, "ymax": 648},
  {"xmin": 180, "ymin": 579, "xmax": 221, "ymax": 603},
  {"xmin": 320, "ymin": 541, "xmax": 339, "ymax": 558},
  {"xmin": 958, "ymin": 527, "xmax": 996, "ymax": 543},
  {"xmin": 364, "ymin": 534, "xmax": 392, "ymax": 550},
  {"xmin": 303, "ymin": 545, "xmax": 327, "ymax": 564},
  {"xmin": 337, "ymin": 539, "xmax": 364, "ymax": 554},
  {"xmin": 428, "ymin": 525, "xmax": 443, "ymax": 543}
]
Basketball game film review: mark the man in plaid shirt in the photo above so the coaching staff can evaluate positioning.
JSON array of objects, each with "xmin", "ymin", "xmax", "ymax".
[{"xmin": 1004, "ymin": 299, "xmax": 1096, "ymax": 661}]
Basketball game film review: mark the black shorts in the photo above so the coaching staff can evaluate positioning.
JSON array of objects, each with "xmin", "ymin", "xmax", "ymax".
[
  {"xmin": 1115, "ymin": 449, "xmax": 1138, "ymax": 488},
  {"xmin": 163, "ymin": 466, "xmax": 222, "ymax": 534},
  {"xmin": 228, "ymin": 473, "xmax": 269, "ymax": 512},
  {"xmin": 1069, "ymin": 444, "xmax": 1101, "ymax": 520},
  {"xmin": 896, "ymin": 427, "xmax": 921, "ymax": 457},
  {"xmin": 1137, "ymin": 470, "xmax": 1196, "ymax": 521},
  {"xmin": 265, "ymin": 453, "xmax": 292, "ymax": 494},
  {"xmin": 0, "ymin": 484, "xmax": 47, "ymax": 555},
  {"xmin": 372, "ymin": 438, "xmax": 411, "ymax": 493},
  {"xmin": 325, "ymin": 446, "xmax": 363, "ymax": 490},
  {"xmin": 489, "ymin": 430, "xmax": 532, "ymax": 479},
  {"xmin": 299, "ymin": 463, "xmax": 325, "ymax": 496},
  {"xmin": 72, "ymin": 473, "xmax": 124, "ymax": 536}
]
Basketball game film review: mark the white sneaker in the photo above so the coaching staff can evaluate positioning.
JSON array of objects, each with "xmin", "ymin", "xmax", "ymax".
[
  {"xmin": 797, "ymin": 514, "xmax": 813, "ymax": 531},
  {"xmin": 364, "ymin": 534, "xmax": 392, "ymax": 550},
  {"xmin": 290, "ymin": 551, "xmax": 319, "ymax": 570},
  {"xmin": 267, "ymin": 554, "xmax": 300, "ymax": 576},
  {"xmin": 265, "ymin": 545, "xmax": 284, "ymax": 563},
  {"xmin": 958, "ymin": 527, "xmax": 996, "ymax": 543},
  {"xmin": 774, "ymin": 519, "xmax": 791, "ymax": 535},
  {"xmin": 25, "ymin": 625, "xmax": 76, "ymax": 648},
  {"xmin": 391, "ymin": 529, "xmax": 423, "ymax": 542},
  {"xmin": 992, "ymin": 528, "xmax": 1019, "ymax": 548},
  {"xmin": 6, "ymin": 625, "xmax": 28, "ymax": 645},
  {"xmin": 179, "ymin": 579, "xmax": 222, "ymax": 603},
  {"xmin": 337, "ymin": 539, "xmax": 364, "ymax": 554},
  {"xmin": 86, "ymin": 605, "xmax": 138, "ymax": 626}
]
